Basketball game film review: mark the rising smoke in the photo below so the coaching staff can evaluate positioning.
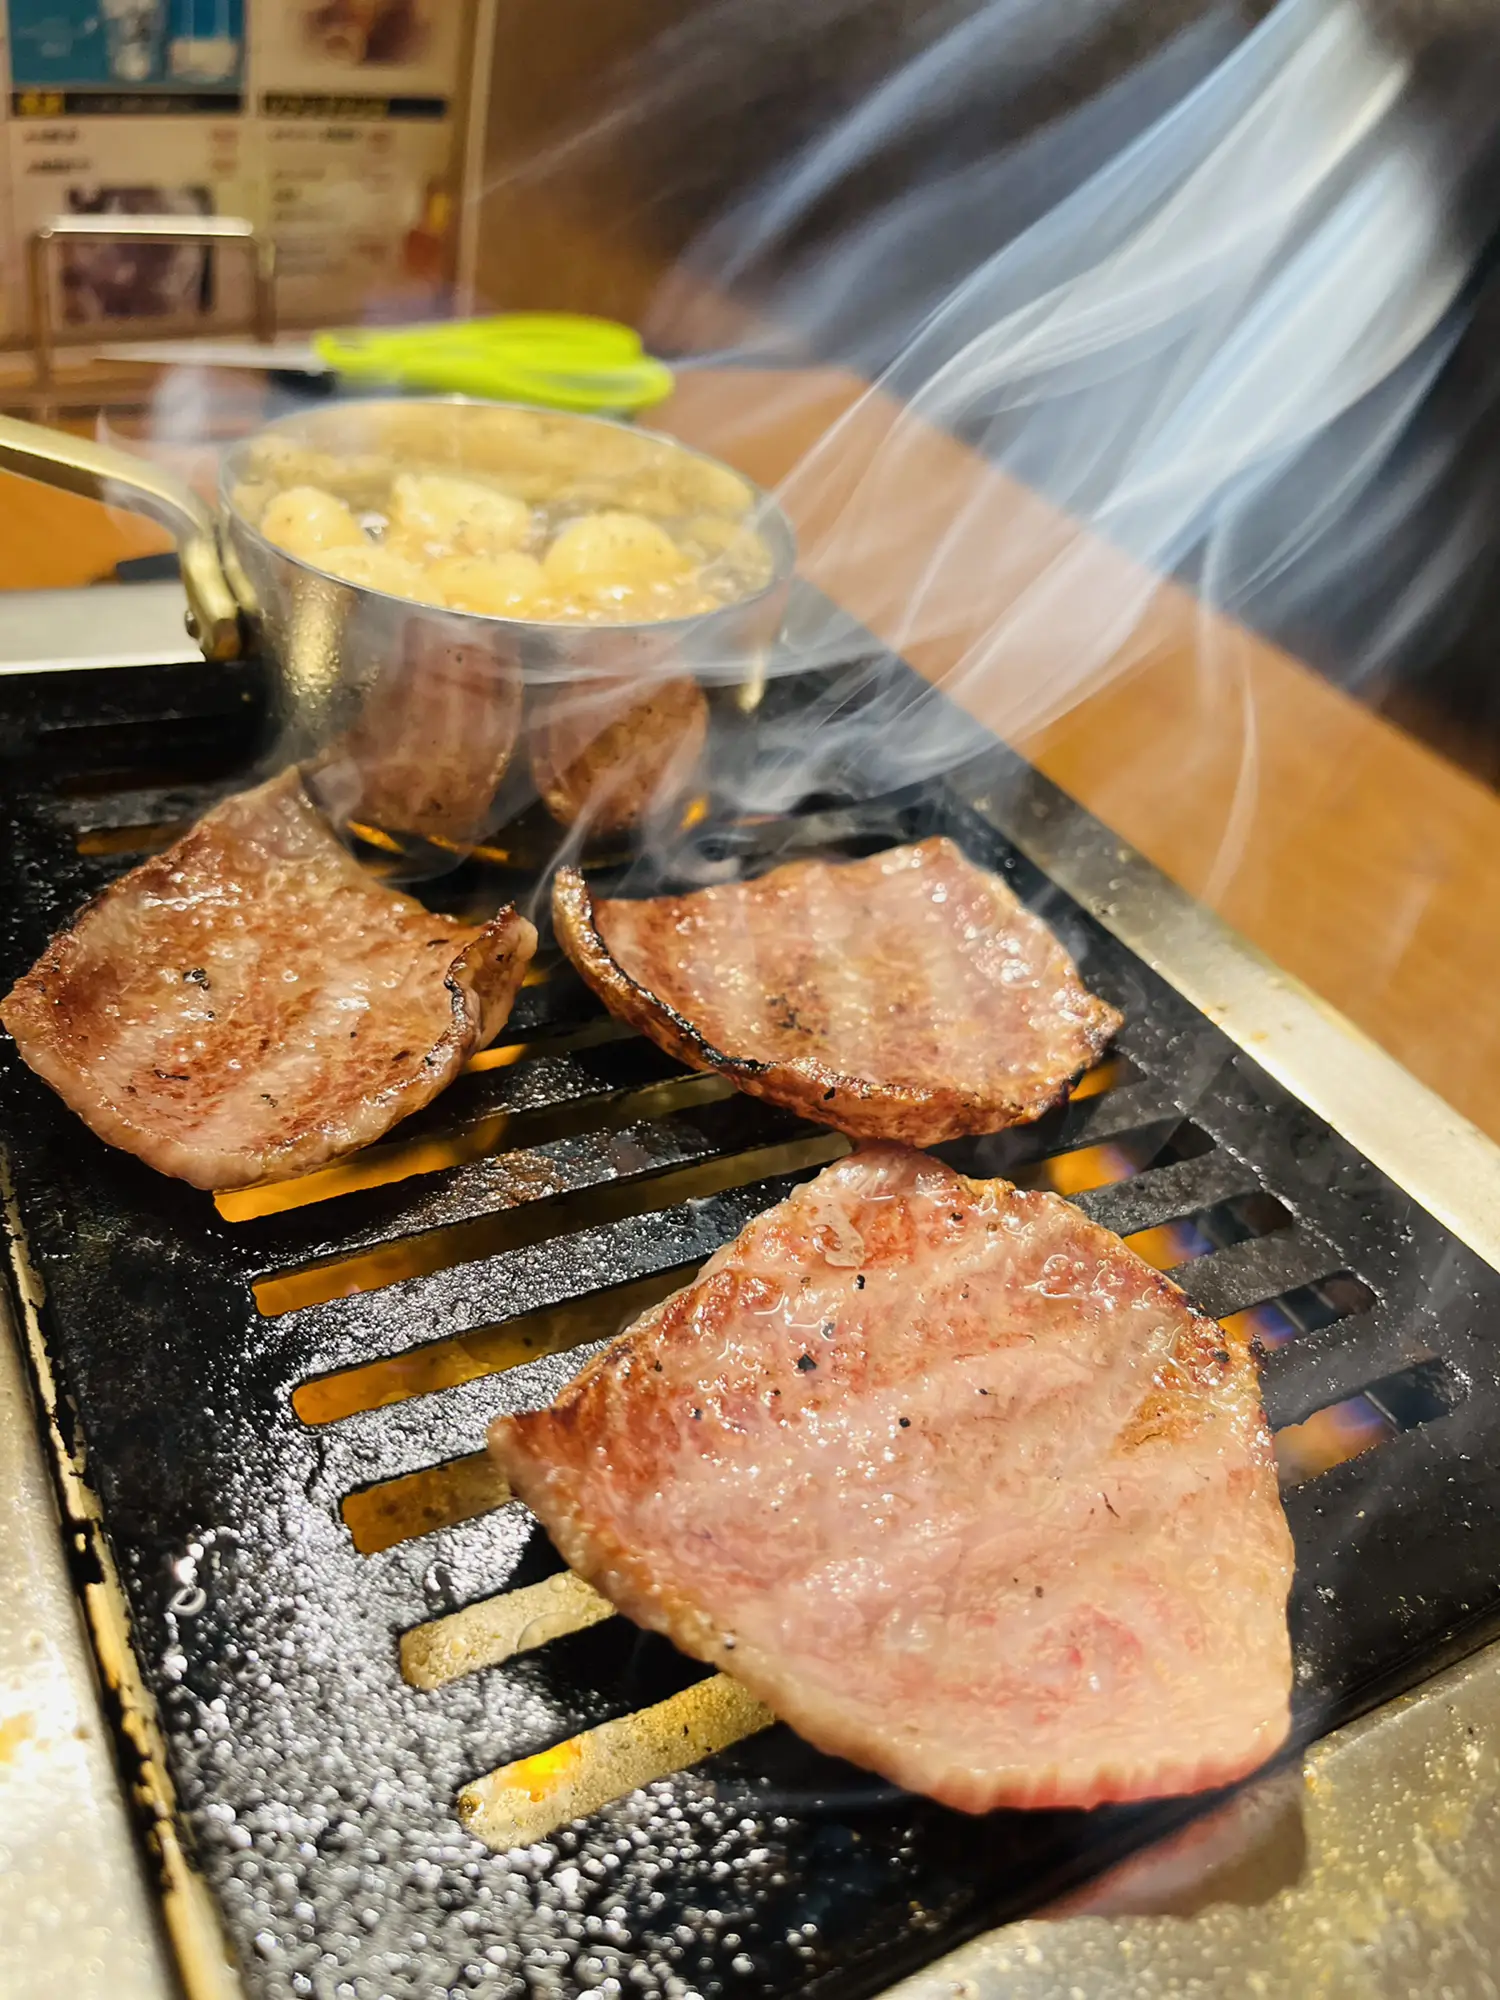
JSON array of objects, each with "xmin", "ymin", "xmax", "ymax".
[
  {"xmin": 135, "ymin": 0, "xmax": 1500, "ymax": 868},
  {"xmin": 649, "ymin": 0, "xmax": 1500, "ymax": 798}
]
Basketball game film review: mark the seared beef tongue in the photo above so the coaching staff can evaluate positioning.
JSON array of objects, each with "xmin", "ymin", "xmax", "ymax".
[
  {"xmin": 553, "ymin": 836, "xmax": 1121, "ymax": 1146},
  {"xmin": 0, "ymin": 768, "xmax": 536, "ymax": 1190},
  {"xmin": 316, "ymin": 628, "xmax": 524, "ymax": 847},
  {"xmin": 530, "ymin": 672, "xmax": 709, "ymax": 834},
  {"xmin": 490, "ymin": 1145, "xmax": 1294, "ymax": 1814}
]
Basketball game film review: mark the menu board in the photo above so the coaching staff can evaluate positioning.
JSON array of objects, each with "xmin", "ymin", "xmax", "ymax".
[{"xmin": 0, "ymin": 0, "xmax": 477, "ymax": 342}]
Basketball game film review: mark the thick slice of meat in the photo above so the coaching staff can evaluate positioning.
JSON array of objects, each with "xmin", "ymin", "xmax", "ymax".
[
  {"xmin": 553, "ymin": 837, "xmax": 1121, "ymax": 1146},
  {"xmin": 530, "ymin": 672, "xmax": 709, "ymax": 834},
  {"xmin": 320, "ymin": 629, "xmax": 524, "ymax": 846},
  {"xmin": 490, "ymin": 1145, "xmax": 1294, "ymax": 1814},
  {"xmin": 0, "ymin": 769, "xmax": 536, "ymax": 1190}
]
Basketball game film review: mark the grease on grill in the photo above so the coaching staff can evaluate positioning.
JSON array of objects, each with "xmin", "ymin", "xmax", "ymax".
[{"xmin": 459, "ymin": 1675, "xmax": 776, "ymax": 1851}]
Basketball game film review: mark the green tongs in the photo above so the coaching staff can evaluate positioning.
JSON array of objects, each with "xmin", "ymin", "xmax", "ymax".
[
  {"xmin": 96, "ymin": 312, "xmax": 676, "ymax": 415},
  {"xmin": 311, "ymin": 313, "xmax": 675, "ymax": 412}
]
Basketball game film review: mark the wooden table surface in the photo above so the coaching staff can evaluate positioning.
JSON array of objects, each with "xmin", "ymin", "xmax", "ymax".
[{"xmin": 5, "ymin": 367, "xmax": 1500, "ymax": 1142}]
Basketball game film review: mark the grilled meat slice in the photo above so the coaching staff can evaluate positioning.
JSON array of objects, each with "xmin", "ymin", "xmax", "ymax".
[
  {"xmin": 0, "ymin": 769, "xmax": 536, "ymax": 1190},
  {"xmin": 530, "ymin": 672, "xmax": 709, "ymax": 834},
  {"xmin": 553, "ymin": 836, "xmax": 1121, "ymax": 1146},
  {"xmin": 319, "ymin": 629, "xmax": 524, "ymax": 846},
  {"xmin": 490, "ymin": 1145, "xmax": 1294, "ymax": 1814}
]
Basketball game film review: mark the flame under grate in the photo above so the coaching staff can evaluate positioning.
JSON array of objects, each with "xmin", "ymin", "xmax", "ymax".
[{"xmin": 3, "ymin": 651, "xmax": 1500, "ymax": 2000}]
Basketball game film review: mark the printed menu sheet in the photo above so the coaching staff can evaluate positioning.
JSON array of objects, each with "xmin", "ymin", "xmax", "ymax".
[
  {"xmin": 262, "ymin": 98, "xmax": 453, "ymax": 323},
  {"xmin": 9, "ymin": 104, "xmax": 255, "ymax": 333}
]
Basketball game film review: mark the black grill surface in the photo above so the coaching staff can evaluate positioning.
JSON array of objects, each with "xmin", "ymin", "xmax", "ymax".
[{"xmin": 4, "ymin": 652, "xmax": 1500, "ymax": 2000}]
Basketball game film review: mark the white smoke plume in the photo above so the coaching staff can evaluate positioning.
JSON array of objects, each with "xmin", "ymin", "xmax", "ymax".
[
  {"xmin": 120, "ymin": 0, "xmax": 1500, "ymax": 873},
  {"xmin": 572, "ymin": 0, "xmax": 1500, "ymax": 840}
]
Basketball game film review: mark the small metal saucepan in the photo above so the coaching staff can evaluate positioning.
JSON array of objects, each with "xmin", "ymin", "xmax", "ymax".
[{"xmin": 0, "ymin": 398, "xmax": 796, "ymax": 854}]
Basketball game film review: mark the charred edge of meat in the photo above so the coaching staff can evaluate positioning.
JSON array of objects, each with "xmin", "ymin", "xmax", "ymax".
[{"xmin": 552, "ymin": 867, "xmax": 778, "ymax": 1079}]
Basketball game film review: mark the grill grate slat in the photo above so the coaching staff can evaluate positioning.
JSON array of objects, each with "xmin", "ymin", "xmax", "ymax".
[
  {"xmin": 343, "ymin": 1449, "xmax": 514, "ymax": 1555},
  {"xmin": 5, "ymin": 647, "xmax": 1500, "ymax": 2000},
  {"xmin": 1071, "ymin": 1148, "xmax": 1263, "ymax": 1235},
  {"xmin": 1260, "ymin": 1305, "xmax": 1438, "ymax": 1430},
  {"xmin": 402, "ymin": 1572, "xmax": 617, "ymax": 1689},
  {"xmin": 52, "ymin": 778, "xmax": 238, "ymax": 834},
  {"xmin": 217, "ymin": 1043, "xmax": 700, "ymax": 1224},
  {"xmin": 293, "ymin": 1264, "xmax": 696, "ymax": 1427},
  {"xmin": 252, "ymin": 1129, "xmax": 850, "ymax": 1316},
  {"xmin": 270, "ymin": 1169, "xmax": 826, "ymax": 1383},
  {"xmin": 1174, "ymin": 1227, "xmax": 1345, "ymax": 1318},
  {"xmin": 943, "ymin": 1074, "xmax": 1185, "ymax": 1169},
  {"xmin": 242, "ymin": 1089, "xmax": 804, "ymax": 1276}
]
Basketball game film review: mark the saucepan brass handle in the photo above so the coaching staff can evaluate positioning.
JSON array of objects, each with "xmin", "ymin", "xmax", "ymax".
[{"xmin": 0, "ymin": 412, "xmax": 245, "ymax": 662}]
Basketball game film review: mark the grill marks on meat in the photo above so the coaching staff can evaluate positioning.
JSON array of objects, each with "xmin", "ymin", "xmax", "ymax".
[
  {"xmin": 490, "ymin": 1145, "xmax": 1294, "ymax": 1814},
  {"xmin": 0, "ymin": 770, "xmax": 536, "ymax": 1189},
  {"xmin": 553, "ymin": 838, "xmax": 1121, "ymax": 1146}
]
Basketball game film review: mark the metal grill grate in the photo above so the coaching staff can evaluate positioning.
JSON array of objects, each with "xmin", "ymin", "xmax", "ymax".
[{"xmin": 4, "ymin": 650, "xmax": 1500, "ymax": 2000}]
